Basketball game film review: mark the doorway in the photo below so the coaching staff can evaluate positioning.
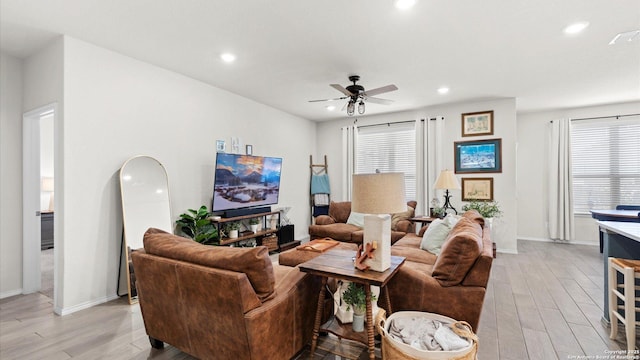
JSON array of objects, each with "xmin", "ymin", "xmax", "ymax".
[{"xmin": 22, "ymin": 103, "xmax": 56, "ymax": 303}]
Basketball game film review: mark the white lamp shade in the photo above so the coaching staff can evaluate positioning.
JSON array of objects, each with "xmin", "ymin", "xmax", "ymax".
[
  {"xmin": 434, "ymin": 170, "xmax": 461, "ymax": 190},
  {"xmin": 352, "ymin": 173, "xmax": 406, "ymax": 214},
  {"xmin": 41, "ymin": 177, "xmax": 54, "ymax": 192}
]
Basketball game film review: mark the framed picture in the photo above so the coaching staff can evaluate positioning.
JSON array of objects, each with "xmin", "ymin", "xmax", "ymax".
[
  {"xmin": 454, "ymin": 138, "xmax": 502, "ymax": 173},
  {"xmin": 216, "ymin": 140, "xmax": 226, "ymax": 152},
  {"xmin": 461, "ymin": 110, "xmax": 494, "ymax": 137},
  {"xmin": 461, "ymin": 177, "xmax": 494, "ymax": 201},
  {"xmin": 246, "ymin": 144, "xmax": 253, "ymax": 155}
]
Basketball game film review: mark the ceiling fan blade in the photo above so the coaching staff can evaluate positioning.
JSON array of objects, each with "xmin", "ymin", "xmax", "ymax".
[
  {"xmin": 330, "ymin": 84, "xmax": 355, "ymax": 96},
  {"xmin": 308, "ymin": 96, "xmax": 348, "ymax": 103},
  {"xmin": 363, "ymin": 84, "xmax": 398, "ymax": 97},
  {"xmin": 365, "ymin": 96, "xmax": 394, "ymax": 105}
]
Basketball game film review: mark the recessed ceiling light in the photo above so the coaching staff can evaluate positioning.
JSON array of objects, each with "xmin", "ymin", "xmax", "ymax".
[
  {"xmin": 326, "ymin": 105, "xmax": 336, "ymax": 111},
  {"xmin": 437, "ymin": 87, "xmax": 449, "ymax": 95},
  {"xmin": 220, "ymin": 53, "xmax": 236, "ymax": 63},
  {"xmin": 395, "ymin": 0, "xmax": 416, "ymax": 10},
  {"xmin": 564, "ymin": 22, "xmax": 589, "ymax": 35}
]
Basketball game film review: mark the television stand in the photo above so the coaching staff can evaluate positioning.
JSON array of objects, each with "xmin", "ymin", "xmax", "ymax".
[{"xmin": 211, "ymin": 210, "xmax": 284, "ymax": 251}]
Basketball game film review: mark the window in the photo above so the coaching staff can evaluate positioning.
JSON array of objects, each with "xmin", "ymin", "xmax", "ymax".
[
  {"xmin": 356, "ymin": 122, "xmax": 416, "ymax": 201},
  {"xmin": 571, "ymin": 116, "xmax": 640, "ymax": 213}
]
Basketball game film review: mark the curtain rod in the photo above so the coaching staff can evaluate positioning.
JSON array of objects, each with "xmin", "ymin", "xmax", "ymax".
[
  {"xmin": 355, "ymin": 119, "xmax": 416, "ymax": 129},
  {"xmin": 550, "ymin": 113, "xmax": 640, "ymax": 123},
  {"xmin": 571, "ymin": 113, "xmax": 639, "ymax": 121}
]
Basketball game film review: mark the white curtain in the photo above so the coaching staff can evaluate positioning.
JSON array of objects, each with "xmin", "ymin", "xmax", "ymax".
[
  {"xmin": 415, "ymin": 116, "xmax": 444, "ymax": 215},
  {"xmin": 548, "ymin": 118, "xmax": 575, "ymax": 241},
  {"xmin": 341, "ymin": 125, "xmax": 357, "ymax": 201}
]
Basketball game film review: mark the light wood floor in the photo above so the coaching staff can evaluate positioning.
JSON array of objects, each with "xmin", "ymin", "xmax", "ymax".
[{"xmin": 0, "ymin": 240, "xmax": 634, "ymax": 360}]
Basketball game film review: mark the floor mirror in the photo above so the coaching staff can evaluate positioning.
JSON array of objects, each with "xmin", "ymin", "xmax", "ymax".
[{"xmin": 119, "ymin": 156, "xmax": 172, "ymax": 304}]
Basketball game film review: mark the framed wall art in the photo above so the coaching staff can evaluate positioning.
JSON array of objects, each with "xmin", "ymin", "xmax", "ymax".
[
  {"xmin": 461, "ymin": 110, "xmax": 494, "ymax": 137},
  {"xmin": 461, "ymin": 177, "xmax": 494, "ymax": 201},
  {"xmin": 454, "ymin": 138, "xmax": 502, "ymax": 173}
]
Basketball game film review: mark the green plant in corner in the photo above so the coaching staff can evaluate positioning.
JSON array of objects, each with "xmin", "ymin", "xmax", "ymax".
[
  {"xmin": 341, "ymin": 282, "xmax": 376, "ymax": 315},
  {"xmin": 462, "ymin": 200, "xmax": 502, "ymax": 218},
  {"xmin": 176, "ymin": 205, "xmax": 219, "ymax": 245}
]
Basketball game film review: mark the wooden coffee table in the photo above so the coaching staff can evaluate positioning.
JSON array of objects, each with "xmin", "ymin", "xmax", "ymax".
[{"xmin": 299, "ymin": 247, "xmax": 405, "ymax": 360}]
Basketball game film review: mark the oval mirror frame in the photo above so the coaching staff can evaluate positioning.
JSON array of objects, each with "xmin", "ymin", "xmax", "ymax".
[{"xmin": 119, "ymin": 156, "xmax": 172, "ymax": 304}]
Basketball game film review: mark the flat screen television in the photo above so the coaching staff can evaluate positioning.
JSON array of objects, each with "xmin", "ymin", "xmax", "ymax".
[{"xmin": 212, "ymin": 153, "xmax": 283, "ymax": 213}]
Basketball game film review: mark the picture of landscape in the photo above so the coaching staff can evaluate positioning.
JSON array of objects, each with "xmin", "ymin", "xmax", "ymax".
[{"xmin": 455, "ymin": 139, "xmax": 502, "ymax": 173}]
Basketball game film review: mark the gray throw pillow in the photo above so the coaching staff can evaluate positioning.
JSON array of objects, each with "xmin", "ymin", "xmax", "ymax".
[{"xmin": 420, "ymin": 215, "xmax": 460, "ymax": 255}]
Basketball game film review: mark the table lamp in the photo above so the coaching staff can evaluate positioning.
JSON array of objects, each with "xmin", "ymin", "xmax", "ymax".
[
  {"xmin": 434, "ymin": 169, "xmax": 461, "ymax": 214},
  {"xmin": 352, "ymin": 172, "xmax": 406, "ymax": 272}
]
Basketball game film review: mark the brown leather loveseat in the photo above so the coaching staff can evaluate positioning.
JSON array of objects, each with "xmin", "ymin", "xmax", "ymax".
[
  {"xmin": 308, "ymin": 200, "xmax": 417, "ymax": 244},
  {"xmin": 131, "ymin": 228, "xmax": 321, "ymax": 359}
]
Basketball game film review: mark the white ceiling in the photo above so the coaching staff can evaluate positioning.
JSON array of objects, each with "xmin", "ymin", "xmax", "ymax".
[{"xmin": 1, "ymin": 0, "xmax": 639, "ymax": 121}]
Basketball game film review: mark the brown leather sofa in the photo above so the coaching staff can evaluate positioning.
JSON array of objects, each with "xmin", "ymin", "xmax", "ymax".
[
  {"xmin": 308, "ymin": 200, "xmax": 417, "ymax": 244},
  {"xmin": 131, "ymin": 228, "xmax": 322, "ymax": 360},
  {"xmin": 384, "ymin": 210, "xmax": 492, "ymax": 331},
  {"xmin": 282, "ymin": 210, "xmax": 492, "ymax": 331}
]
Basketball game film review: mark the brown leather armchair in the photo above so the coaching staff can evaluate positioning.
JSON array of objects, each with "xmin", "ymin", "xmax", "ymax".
[{"xmin": 131, "ymin": 228, "xmax": 321, "ymax": 359}]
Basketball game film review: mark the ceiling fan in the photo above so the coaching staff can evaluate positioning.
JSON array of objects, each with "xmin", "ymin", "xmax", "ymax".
[{"xmin": 309, "ymin": 75, "xmax": 398, "ymax": 116}]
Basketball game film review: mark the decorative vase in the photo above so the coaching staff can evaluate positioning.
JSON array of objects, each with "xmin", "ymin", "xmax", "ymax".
[
  {"xmin": 229, "ymin": 230, "xmax": 238, "ymax": 239},
  {"xmin": 352, "ymin": 312, "xmax": 365, "ymax": 332}
]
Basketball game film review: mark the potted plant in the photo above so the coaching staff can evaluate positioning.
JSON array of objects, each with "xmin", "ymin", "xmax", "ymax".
[
  {"xmin": 225, "ymin": 222, "xmax": 241, "ymax": 239},
  {"xmin": 431, "ymin": 206, "xmax": 446, "ymax": 219},
  {"xmin": 341, "ymin": 282, "xmax": 376, "ymax": 332},
  {"xmin": 249, "ymin": 218, "xmax": 261, "ymax": 233},
  {"xmin": 175, "ymin": 205, "xmax": 219, "ymax": 245},
  {"xmin": 461, "ymin": 200, "xmax": 502, "ymax": 219}
]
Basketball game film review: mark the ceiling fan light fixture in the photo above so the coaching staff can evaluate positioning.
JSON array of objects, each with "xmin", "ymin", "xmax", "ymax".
[
  {"xmin": 358, "ymin": 101, "xmax": 365, "ymax": 114},
  {"xmin": 347, "ymin": 101, "xmax": 355, "ymax": 116}
]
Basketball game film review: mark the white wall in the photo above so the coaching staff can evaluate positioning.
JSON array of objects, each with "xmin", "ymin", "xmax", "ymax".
[
  {"xmin": 517, "ymin": 101, "xmax": 640, "ymax": 245},
  {"xmin": 58, "ymin": 37, "xmax": 316, "ymax": 312},
  {"xmin": 317, "ymin": 98, "xmax": 518, "ymax": 253},
  {"xmin": 0, "ymin": 52, "xmax": 24, "ymax": 297}
]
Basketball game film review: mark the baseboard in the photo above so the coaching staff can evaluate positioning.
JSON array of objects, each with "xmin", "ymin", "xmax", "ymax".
[
  {"xmin": 518, "ymin": 236, "xmax": 598, "ymax": 247},
  {"xmin": 55, "ymin": 293, "xmax": 120, "ymax": 316},
  {"xmin": 0, "ymin": 288, "xmax": 23, "ymax": 299},
  {"xmin": 496, "ymin": 248, "xmax": 519, "ymax": 255}
]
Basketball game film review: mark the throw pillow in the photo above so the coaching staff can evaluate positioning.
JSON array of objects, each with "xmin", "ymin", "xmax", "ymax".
[
  {"xmin": 346, "ymin": 211, "xmax": 366, "ymax": 228},
  {"xmin": 391, "ymin": 206, "xmax": 415, "ymax": 231},
  {"xmin": 419, "ymin": 214, "xmax": 460, "ymax": 255}
]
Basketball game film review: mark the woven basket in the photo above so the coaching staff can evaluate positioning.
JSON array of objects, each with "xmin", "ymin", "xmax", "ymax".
[{"xmin": 375, "ymin": 310, "xmax": 478, "ymax": 360}]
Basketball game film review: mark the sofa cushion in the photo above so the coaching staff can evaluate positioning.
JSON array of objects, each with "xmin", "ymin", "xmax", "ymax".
[
  {"xmin": 462, "ymin": 209, "xmax": 485, "ymax": 227},
  {"xmin": 391, "ymin": 234, "xmax": 438, "ymax": 265},
  {"xmin": 308, "ymin": 223, "xmax": 361, "ymax": 242},
  {"xmin": 143, "ymin": 228, "xmax": 276, "ymax": 302},
  {"xmin": 346, "ymin": 212, "xmax": 366, "ymax": 227},
  {"xmin": 431, "ymin": 217, "xmax": 483, "ymax": 287},
  {"xmin": 391, "ymin": 206, "xmax": 415, "ymax": 231},
  {"xmin": 419, "ymin": 214, "xmax": 460, "ymax": 255},
  {"xmin": 328, "ymin": 201, "xmax": 352, "ymax": 223}
]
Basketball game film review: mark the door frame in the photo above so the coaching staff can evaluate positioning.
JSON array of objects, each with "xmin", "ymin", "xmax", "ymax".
[{"xmin": 22, "ymin": 103, "xmax": 57, "ymax": 295}]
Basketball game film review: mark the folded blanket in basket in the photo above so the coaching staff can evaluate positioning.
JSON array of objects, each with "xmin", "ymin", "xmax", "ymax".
[{"xmin": 387, "ymin": 317, "xmax": 470, "ymax": 352}]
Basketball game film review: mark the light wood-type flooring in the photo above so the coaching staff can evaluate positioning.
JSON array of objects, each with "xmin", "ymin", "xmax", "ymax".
[{"xmin": 1, "ymin": 240, "xmax": 635, "ymax": 359}]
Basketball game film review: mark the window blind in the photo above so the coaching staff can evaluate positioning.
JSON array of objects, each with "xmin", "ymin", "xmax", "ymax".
[
  {"xmin": 356, "ymin": 122, "xmax": 416, "ymax": 202},
  {"xmin": 571, "ymin": 116, "xmax": 640, "ymax": 213}
]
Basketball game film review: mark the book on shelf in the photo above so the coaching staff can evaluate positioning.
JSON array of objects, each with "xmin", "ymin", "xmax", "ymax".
[{"xmin": 296, "ymin": 238, "xmax": 339, "ymax": 253}]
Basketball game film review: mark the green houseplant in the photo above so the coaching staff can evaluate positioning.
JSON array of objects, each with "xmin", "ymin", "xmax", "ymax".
[
  {"xmin": 175, "ymin": 205, "xmax": 219, "ymax": 245},
  {"xmin": 225, "ymin": 221, "xmax": 241, "ymax": 239},
  {"xmin": 249, "ymin": 217, "xmax": 261, "ymax": 233},
  {"xmin": 462, "ymin": 200, "xmax": 502, "ymax": 218},
  {"xmin": 342, "ymin": 282, "xmax": 377, "ymax": 332}
]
